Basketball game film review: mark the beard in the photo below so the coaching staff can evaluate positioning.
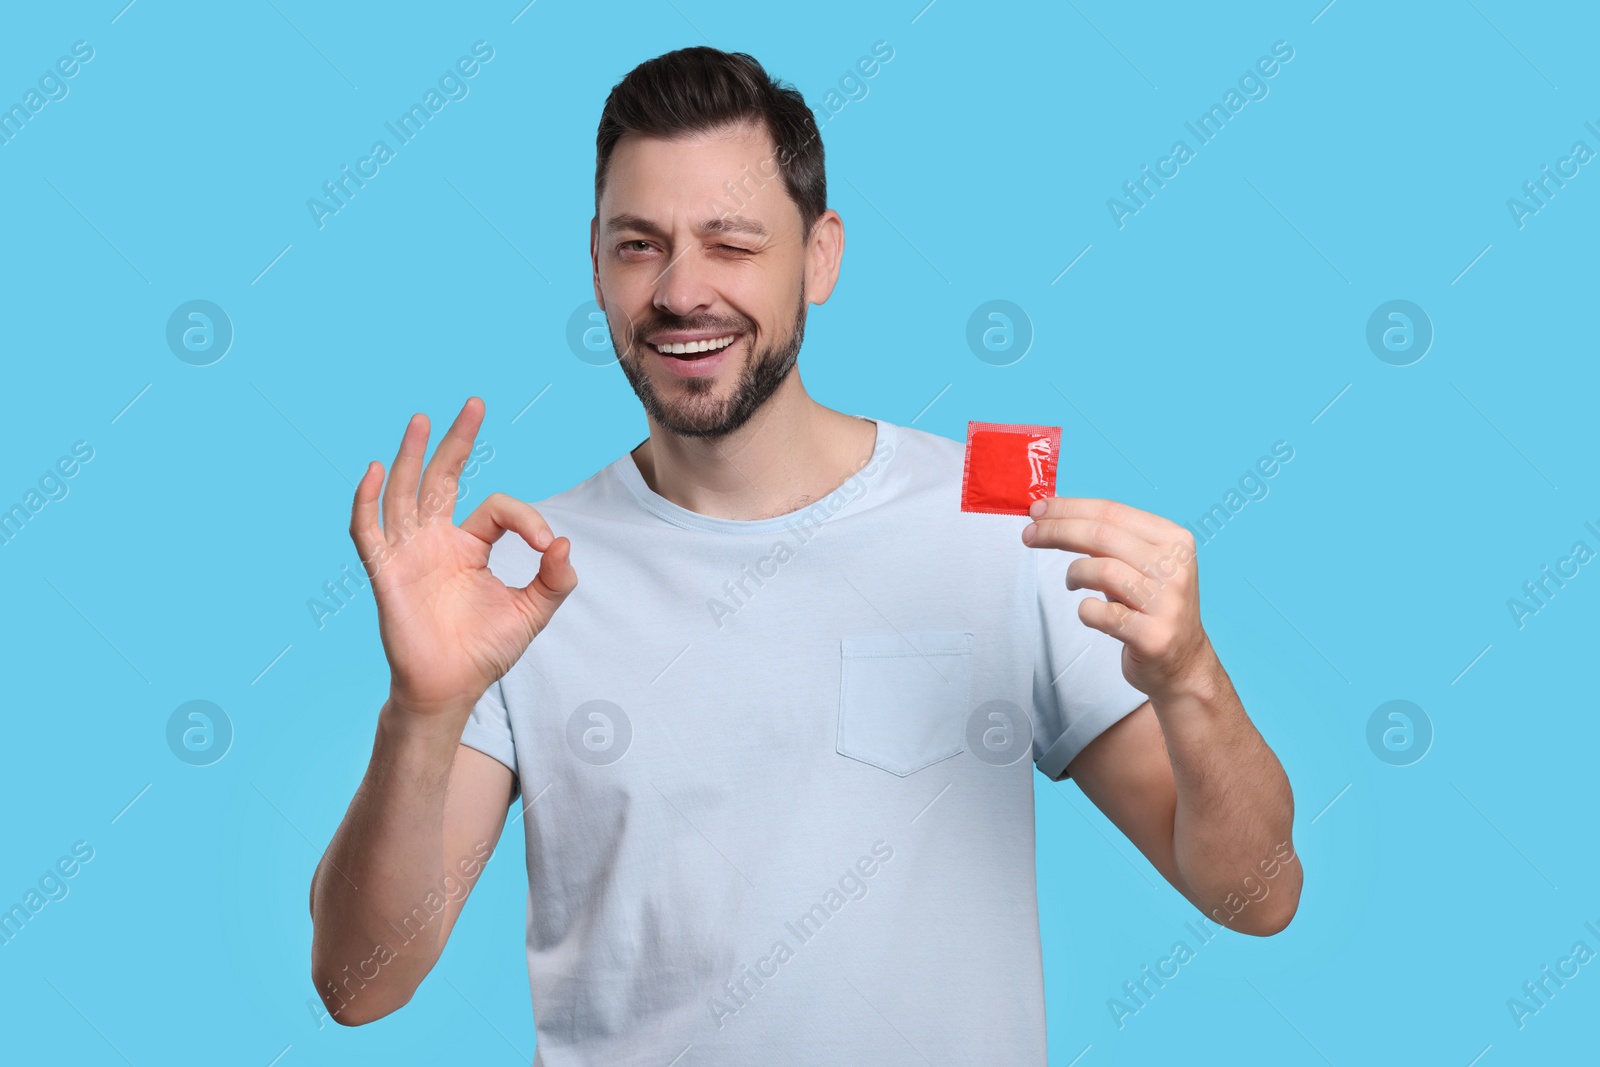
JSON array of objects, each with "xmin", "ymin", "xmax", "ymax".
[{"xmin": 610, "ymin": 281, "xmax": 808, "ymax": 440}]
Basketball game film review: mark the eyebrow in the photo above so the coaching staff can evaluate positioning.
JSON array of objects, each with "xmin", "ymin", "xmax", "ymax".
[{"xmin": 605, "ymin": 212, "xmax": 769, "ymax": 239}]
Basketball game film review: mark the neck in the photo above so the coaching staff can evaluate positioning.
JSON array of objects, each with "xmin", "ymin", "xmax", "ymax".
[{"xmin": 629, "ymin": 374, "xmax": 878, "ymax": 521}]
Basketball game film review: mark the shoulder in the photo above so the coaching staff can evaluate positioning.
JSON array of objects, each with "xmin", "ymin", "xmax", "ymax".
[
  {"xmin": 873, "ymin": 421, "xmax": 964, "ymax": 500},
  {"xmin": 885, "ymin": 421, "xmax": 964, "ymax": 467}
]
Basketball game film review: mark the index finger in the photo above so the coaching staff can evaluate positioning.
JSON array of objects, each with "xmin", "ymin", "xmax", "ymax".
[
  {"xmin": 349, "ymin": 460, "xmax": 385, "ymax": 564},
  {"xmin": 1027, "ymin": 496, "xmax": 1189, "ymax": 547}
]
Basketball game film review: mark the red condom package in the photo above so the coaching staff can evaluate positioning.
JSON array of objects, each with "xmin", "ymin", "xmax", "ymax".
[{"xmin": 960, "ymin": 421, "xmax": 1062, "ymax": 515}]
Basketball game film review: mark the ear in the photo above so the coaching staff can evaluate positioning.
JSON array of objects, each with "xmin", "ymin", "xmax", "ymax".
[
  {"xmin": 589, "ymin": 215, "xmax": 604, "ymax": 310},
  {"xmin": 803, "ymin": 209, "xmax": 845, "ymax": 306}
]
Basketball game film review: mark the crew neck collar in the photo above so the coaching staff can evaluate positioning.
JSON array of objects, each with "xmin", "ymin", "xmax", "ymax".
[{"xmin": 612, "ymin": 416, "xmax": 900, "ymax": 535}]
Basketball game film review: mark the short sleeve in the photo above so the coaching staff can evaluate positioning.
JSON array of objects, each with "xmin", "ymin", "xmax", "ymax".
[
  {"xmin": 1031, "ymin": 546, "xmax": 1150, "ymax": 781},
  {"xmin": 459, "ymin": 678, "xmax": 521, "ymax": 801}
]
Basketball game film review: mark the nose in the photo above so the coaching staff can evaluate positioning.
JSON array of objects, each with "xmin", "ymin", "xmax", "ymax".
[{"xmin": 652, "ymin": 247, "xmax": 715, "ymax": 320}]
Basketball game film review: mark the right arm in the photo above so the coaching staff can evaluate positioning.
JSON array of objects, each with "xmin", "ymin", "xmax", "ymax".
[
  {"xmin": 308, "ymin": 397, "xmax": 577, "ymax": 1025},
  {"xmin": 308, "ymin": 702, "xmax": 513, "ymax": 1025}
]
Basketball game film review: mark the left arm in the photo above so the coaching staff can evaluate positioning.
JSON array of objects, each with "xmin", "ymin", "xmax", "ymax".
[{"xmin": 1024, "ymin": 497, "xmax": 1302, "ymax": 936}]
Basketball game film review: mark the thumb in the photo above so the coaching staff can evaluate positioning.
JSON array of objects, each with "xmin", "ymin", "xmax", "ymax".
[{"xmin": 520, "ymin": 535, "xmax": 578, "ymax": 625}]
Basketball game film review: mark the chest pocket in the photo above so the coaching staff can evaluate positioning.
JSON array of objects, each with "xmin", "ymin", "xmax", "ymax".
[{"xmin": 836, "ymin": 631, "xmax": 974, "ymax": 777}]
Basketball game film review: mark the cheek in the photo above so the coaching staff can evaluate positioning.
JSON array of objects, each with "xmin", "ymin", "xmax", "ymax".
[
  {"xmin": 596, "ymin": 276, "xmax": 651, "ymax": 327},
  {"xmin": 740, "ymin": 263, "xmax": 805, "ymax": 324}
]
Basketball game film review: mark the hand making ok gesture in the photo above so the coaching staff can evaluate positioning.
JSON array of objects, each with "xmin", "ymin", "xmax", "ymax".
[{"xmin": 348, "ymin": 396, "xmax": 578, "ymax": 720}]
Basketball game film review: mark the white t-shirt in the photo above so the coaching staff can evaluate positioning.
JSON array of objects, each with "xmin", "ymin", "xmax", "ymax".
[{"xmin": 459, "ymin": 415, "xmax": 1148, "ymax": 1066}]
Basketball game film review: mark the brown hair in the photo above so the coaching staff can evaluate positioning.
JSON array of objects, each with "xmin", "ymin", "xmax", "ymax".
[{"xmin": 595, "ymin": 47, "xmax": 826, "ymax": 240}]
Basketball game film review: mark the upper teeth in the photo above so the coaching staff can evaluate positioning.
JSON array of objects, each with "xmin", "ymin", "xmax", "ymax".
[{"xmin": 655, "ymin": 335, "xmax": 737, "ymax": 355}]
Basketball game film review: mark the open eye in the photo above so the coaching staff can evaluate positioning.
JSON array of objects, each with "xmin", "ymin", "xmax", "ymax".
[{"xmin": 618, "ymin": 240, "xmax": 653, "ymax": 254}]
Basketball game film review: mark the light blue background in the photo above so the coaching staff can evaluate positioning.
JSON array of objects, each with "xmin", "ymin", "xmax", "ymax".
[{"xmin": 2, "ymin": 1, "xmax": 1595, "ymax": 1064}]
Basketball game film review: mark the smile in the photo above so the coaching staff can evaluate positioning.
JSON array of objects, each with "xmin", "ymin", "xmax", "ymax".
[{"xmin": 651, "ymin": 334, "xmax": 738, "ymax": 356}]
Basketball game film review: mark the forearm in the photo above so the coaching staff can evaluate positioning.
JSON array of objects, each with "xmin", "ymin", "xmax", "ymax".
[
  {"xmin": 309, "ymin": 695, "xmax": 469, "ymax": 1023},
  {"xmin": 1153, "ymin": 646, "xmax": 1301, "ymax": 935}
]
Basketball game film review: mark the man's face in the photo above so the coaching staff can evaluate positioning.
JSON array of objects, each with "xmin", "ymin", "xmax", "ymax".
[{"xmin": 591, "ymin": 120, "xmax": 837, "ymax": 440}]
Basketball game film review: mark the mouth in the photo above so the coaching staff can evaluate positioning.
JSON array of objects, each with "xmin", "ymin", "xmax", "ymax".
[
  {"xmin": 648, "ymin": 333, "xmax": 740, "ymax": 358},
  {"xmin": 647, "ymin": 333, "xmax": 743, "ymax": 378}
]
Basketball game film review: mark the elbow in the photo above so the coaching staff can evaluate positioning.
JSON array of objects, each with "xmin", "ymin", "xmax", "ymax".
[
  {"xmin": 1189, "ymin": 858, "xmax": 1303, "ymax": 937},
  {"xmin": 1235, "ymin": 894, "xmax": 1299, "ymax": 937},
  {"xmin": 328, "ymin": 999, "xmax": 407, "ymax": 1028},
  {"xmin": 310, "ymin": 951, "xmax": 415, "ymax": 1027},
  {"xmin": 1197, "ymin": 894, "xmax": 1299, "ymax": 937},
  {"xmin": 309, "ymin": 967, "xmax": 413, "ymax": 1027},
  {"xmin": 1232, "ymin": 870, "xmax": 1303, "ymax": 937}
]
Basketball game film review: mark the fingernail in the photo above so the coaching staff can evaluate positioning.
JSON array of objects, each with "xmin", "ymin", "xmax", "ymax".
[
  {"xmin": 1028, "ymin": 499, "xmax": 1046, "ymax": 517},
  {"xmin": 1022, "ymin": 524, "xmax": 1036, "ymax": 545}
]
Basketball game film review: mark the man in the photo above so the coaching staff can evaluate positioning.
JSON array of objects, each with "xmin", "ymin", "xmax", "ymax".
[{"xmin": 310, "ymin": 46, "xmax": 1301, "ymax": 1065}]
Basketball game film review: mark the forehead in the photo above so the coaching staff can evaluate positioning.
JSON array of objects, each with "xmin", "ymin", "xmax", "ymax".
[{"xmin": 601, "ymin": 119, "xmax": 800, "ymax": 237}]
